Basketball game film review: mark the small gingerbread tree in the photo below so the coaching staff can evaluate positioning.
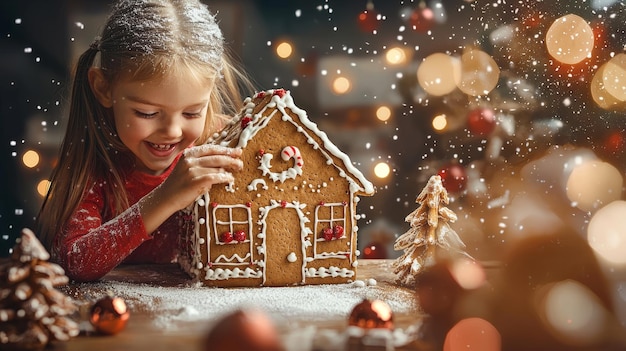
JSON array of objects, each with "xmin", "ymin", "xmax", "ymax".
[
  {"xmin": 0, "ymin": 228, "xmax": 79, "ymax": 350},
  {"xmin": 393, "ymin": 175, "xmax": 472, "ymax": 286}
]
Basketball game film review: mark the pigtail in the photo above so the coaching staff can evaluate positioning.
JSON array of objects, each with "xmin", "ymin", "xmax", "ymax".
[{"xmin": 37, "ymin": 45, "xmax": 130, "ymax": 252}]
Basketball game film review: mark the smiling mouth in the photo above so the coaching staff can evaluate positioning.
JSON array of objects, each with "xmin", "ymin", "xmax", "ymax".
[{"xmin": 147, "ymin": 142, "xmax": 177, "ymax": 151}]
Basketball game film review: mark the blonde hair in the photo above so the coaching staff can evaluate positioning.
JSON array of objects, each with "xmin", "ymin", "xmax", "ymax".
[{"xmin": 37, "ymin": 0, "xmax": 253, "ymax": 250}]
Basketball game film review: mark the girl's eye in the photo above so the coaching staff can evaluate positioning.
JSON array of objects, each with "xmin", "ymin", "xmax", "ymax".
[
  {"xmin": 184, "ymin": 112, "xmax": 203, "ymax": 118},
  {"xmin": 134, "ymin": 111, "xmax": 158, "ymax": 118}
]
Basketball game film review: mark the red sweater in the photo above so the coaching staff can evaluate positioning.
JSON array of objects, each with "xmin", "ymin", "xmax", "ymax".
[{"xmin": 53, "ymin": 157, "xmax": 183, "ymax": 282}]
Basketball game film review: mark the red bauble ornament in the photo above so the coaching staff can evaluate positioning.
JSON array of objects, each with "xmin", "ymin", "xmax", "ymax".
[
  {"xmin": 357, "ymin": 9, "xmax": 379, "ymax": 33},
  {"xmin": 348, "ymin": 299, "xmax": 394, "ymax": 330},
  {"xmin": 409, "ymin": 6, "xmax": 434, "ymax": 33},
  {"xmin": 204, "ymin": 309, "xmax": 284, "ymax": 351},
  {"xmin": 438, "ymin": 164, "xmax": 467, "ymax": 193},
  {"xmin": 90, "ymin": 296, "xmax": 130, "ymax": 335},
  {"xmin": 466, "ymin": 107, "xmax": 496, "ymax": 137},
  {"xmin": 363, "ymin": 241, "xmax": 387, "ymax": 259},
  {"xmin": 603, "ymin": 130, "xmax": 625, "ymax": 155},
  {"xmin": 234, "ymin": 230, "xmax": 247, "ymax": 242},
  {"xmin": 221, "ymin": 231, "xmax": 234, "ymax": 243}
]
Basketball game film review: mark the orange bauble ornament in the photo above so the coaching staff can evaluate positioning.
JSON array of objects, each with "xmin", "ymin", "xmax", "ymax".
[
  {"xmin": 348, "ymin": 299, "xmax": 394, "ymax": 330},
  {"xmin": 89, "ymin": 296, "xmax": 130, "ymax": 335},
  {"xmin": 204, "ymin": 309, "xmax": 284, "ymax": 351}
]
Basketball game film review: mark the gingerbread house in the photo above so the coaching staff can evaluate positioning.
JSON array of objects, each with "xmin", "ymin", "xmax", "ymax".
[{"xmin": 179, "ymin": 89, "xmax": 375, "ymax": 287}]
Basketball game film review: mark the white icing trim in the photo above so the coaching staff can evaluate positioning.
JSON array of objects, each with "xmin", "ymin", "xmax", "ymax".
[
  {"xmin": 247, "ymin": 178, "xmax": 268, "ymax": 191},
  {"xmin": 204, "ymin": 267, "xmax": 263, "ymax": 281},
  {"xmin": 215, "ymin": 253, "xmax": 251, "ymax": 265},
  {"xmin": 305, "ymin": 266, "xmax": 355, "ymax": 278},
  {"xmin": 258, "ymin": 200, "xmax": 312, "ymax": 285}
]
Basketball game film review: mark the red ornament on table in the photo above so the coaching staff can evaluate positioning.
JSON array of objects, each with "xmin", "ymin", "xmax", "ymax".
[
  {"xmin": 466, "ymin": 107, "xmax": 496, "ymax": 137},
  {"xmin": 89, "ymin": 296, "xmax": 130, "ymax": 335},
  {"xmin": 204, "ymin": 309, "xmax": 285, "ymax": 351},
  {"xmin": 437, "ymin": 164, "xmax": 467, "ymax": 193},
  {"xmin": 409, "ymin": 4, "xmax": 434, "ymax": 33},
  {"xmin": 348, "ymin": 299, "xmax": 394, "ymax": 330}
]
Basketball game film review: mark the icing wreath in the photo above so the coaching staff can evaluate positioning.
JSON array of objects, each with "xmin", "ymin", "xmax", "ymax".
[{"xmin": 258, "ymin": 146, "xmax": 304, "ymax": 183}]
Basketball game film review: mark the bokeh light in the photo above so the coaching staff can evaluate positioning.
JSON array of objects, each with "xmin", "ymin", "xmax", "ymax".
[
  {"xmin": 376, "ymin": 106, "xmax": 392, "ymax": 122},
  {"xmin": 36, "ymin": 179, "xmax": 50, "ymax": 197},
  {"xmin": 432, "ymin": 113, "xmax": 448, "ymax": 131},
  {"xmin": 591, "ymin": 62, "xmax": 625, "ymax": 110},
  {"xmin": 373, "ymin": 162, "xmax": 391, "ymax": 179},
  {"xmin": 331, "ymin": 76, "xmax": 351, "ymax": 95},
  {"xmin": 587, "ymin": 200, "xmax": 626, "ymax": 265},
  {"xmin": 449, "ymin": 258, "xmax": 486, "ymax": 290},
  {"xmin": 545, "ymin": 14, "xmax": 594, "ymax": 65},
  {"xmin": 565, "ymin": 160, "xmax": 622, "ymax": 212},
  {"xmin": 385, "ymin": 47, "xmax": 408, "ymax": 65},
  {"xmin": 443, "ymin": 318, "xmax": 501, "ymax": 351},
  {"xmin": 22, "ymin": 150, "xmax": 40, "ymax": 168},
  {"xmin": 275, "ymin": 41, "xmax": 293, "ymax": 59},
  {"xmin": 457, "ymin": 49, "xmax": 500, "ymax": 96},
  {"xmin": 602, "ymin": 53, "xmax": 626, "ymax": 102},
  {"xmin": 539, "ymin": 280, "xmax": 606, "ymax": 345},
  {"xmin": 417, "ymin": 53, "xmax": 460, "ymax": 96}
]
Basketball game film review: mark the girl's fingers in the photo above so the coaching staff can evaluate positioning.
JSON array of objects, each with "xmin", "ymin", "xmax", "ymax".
[
  {"xmin": 190, "ymin": 155, "xmax": 243, "ymax": 171},
  {"xmin": 184, "ymin": 144, "xmax": 242, "ymax": 158}
]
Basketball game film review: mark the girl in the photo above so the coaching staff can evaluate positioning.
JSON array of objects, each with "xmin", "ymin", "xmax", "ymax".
[{"xmin": 37, "ymin": 0, "xmax": 253, "ymax": 282}]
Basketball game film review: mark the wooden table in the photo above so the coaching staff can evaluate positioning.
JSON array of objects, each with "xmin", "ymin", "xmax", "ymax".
[{"xmin": 52, "ymin": 259, "xmax": 424, "ymax": 351}]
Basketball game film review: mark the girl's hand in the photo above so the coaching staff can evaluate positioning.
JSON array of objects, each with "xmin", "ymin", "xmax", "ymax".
[{"xmin": 139, "ymin": 144, "xmax": 243, "ymax": 234}]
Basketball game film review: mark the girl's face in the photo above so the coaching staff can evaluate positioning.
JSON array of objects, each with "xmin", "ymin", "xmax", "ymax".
[{"xmin": 106, "ymin": 71, "xmax": 213, "ymax": 175}]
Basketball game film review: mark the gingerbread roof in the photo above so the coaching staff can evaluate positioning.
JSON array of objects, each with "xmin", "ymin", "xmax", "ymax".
[{"xmin": 208, "ymin": 89, "xmax": 375, "ymax": 196}]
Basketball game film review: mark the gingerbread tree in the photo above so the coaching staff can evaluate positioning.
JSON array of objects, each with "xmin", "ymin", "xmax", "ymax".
[
  {"xmin": 393, "ymin": 175, "xmax": 472, "ymax": 286},
  {"xmin": 0, "ymin": 228, "xmax": 79, "ymax": 350}
]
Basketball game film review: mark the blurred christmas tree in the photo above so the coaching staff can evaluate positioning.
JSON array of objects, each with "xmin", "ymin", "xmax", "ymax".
[{"xmin": 390, "ymin": 0, "xmax": 626, "ymax": 260}]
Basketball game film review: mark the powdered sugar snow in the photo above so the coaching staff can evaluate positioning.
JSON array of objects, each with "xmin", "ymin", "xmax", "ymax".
[{"xmin": 75, "ymin": 278, "xmax": 416, "ymax": 330}]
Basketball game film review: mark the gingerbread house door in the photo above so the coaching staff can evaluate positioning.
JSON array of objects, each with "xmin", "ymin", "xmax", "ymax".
[{"xmin": 263, "ymin": 207, "xmax": 305, "ymax": 286}]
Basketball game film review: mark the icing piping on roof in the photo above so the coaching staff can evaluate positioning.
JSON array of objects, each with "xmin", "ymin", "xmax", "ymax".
[{"xmin": 208, "ymin": 89, "xmax": 375, "ymax": 195}]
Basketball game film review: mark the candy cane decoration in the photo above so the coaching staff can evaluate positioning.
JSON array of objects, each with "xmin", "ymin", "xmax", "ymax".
[
  {"xmin": 258, "ymin": 145, "xmax": 304, "ymax": 183},
  {"xmin": 282, "ymin": 146, "xmax": 303, "ymax": 167}
]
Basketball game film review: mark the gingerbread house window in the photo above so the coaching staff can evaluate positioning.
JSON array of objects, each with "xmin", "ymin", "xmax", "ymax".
[
  {"xmin": 212, "ymin": 204, "xmax": 253, "ymax": 245},
  {"xmin": 314, "ymin": 202, "xmax": 347, "ymax": 242}
]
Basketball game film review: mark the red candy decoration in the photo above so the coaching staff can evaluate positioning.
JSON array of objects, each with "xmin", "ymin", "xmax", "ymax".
[
  {"xmin": 466, "ymin": 107, "xmax": 496, "ymax": 137},
  {"xmin": 357, "ymin": 9, "xmax": 379, "ymax": 33},
  {"xmin": 322, "ymin": 227, "xmax": 334, "ymax": 241},
  {"xmin": 280, "ymin": 200, "xmax": 287, "ymax": 208},
  {"xmin": 221, "ymin": 231, "xmax": 234, "ymax": 243},
  {"xmin": 273, "ymin": 89, "xmax": 286, "ymax": 97},
  {"xmin": 437, "ymin": 163, "xmax": 467, "ymax": 193},
  {"xmin": 241, "ymin": 116, "xmax": 252, "ymax": 128},
  {"xmin": 211, "ymin": 202, "xmax": 218, "ymax": 208},
  {"xmin": 409, "ymin": 6, "xmax": 434, "ymax": 33},
  {"xmin": 333, "ymin": 225, "xmax": 344, "ymax": 239},
  {"xmin": 234, "ymin": 230, "xmax": 247, "ymax": 242}
]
